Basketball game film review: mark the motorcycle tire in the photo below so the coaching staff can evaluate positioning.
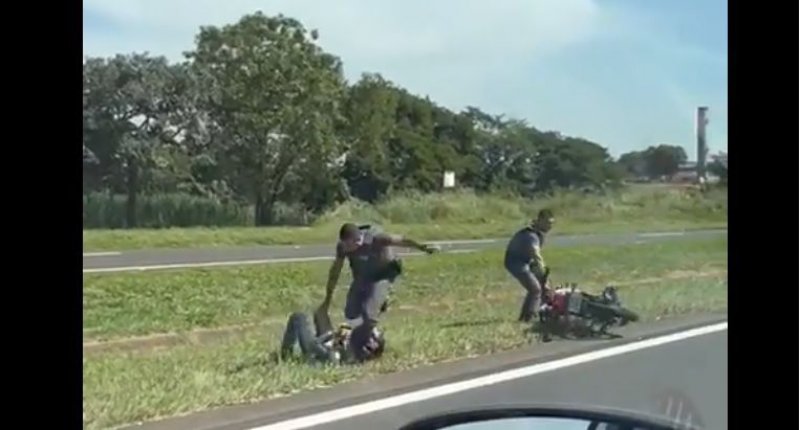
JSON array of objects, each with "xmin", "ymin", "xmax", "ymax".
[{"xmin": 585, "ymin": 301, "xmax": 640, "ymax": 324}]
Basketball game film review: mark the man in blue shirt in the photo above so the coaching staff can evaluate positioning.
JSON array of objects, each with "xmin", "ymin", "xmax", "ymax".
[{"xmin": 504, "ymin": 209, "xmax": 555, "ymax": 322}]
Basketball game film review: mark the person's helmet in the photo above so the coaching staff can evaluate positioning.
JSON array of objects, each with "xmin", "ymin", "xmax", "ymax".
[
  {"xmin": 365, "ymin": 327, "xmax": 386, "ymax": 358},
  {"xmin": 353, "ymin": 327, "xmax": 385, "ymax": 362}
]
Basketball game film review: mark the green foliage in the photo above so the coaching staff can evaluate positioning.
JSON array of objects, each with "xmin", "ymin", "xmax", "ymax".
[
  {"xmin": 82, "ymin": 12, "xmax": 704, "ymax": 229},
  {"xmin": 618, "ymin": 144, "xmax": 689, "ymax": 179}
]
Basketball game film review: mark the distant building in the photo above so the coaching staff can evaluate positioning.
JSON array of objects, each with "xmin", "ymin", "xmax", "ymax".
[
  {"xmin": 672, "ymin": 162, "xmax": 698, "ymax": 183},
  {"xmin": 671, "ymin": 161, "xmax": 720, "ymax": 184}
]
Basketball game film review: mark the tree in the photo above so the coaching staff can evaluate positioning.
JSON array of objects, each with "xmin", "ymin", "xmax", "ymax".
[
  {"xmin": 619, "ymin": 145, "xmax": 688, "ymax": 180},
  {"xmin": 83, "ymin": 54, "xmax": 194, "ymax": 227},
  {"xmin": 187, "ymin": 13, "xmax": 346, "ymax": 225},
  {"xmin": 643, "ymin": 145, "xmax": 687, "ymax": 179},
  {"xmin": 617, "ymin": 150, "xmax": 648, "ymax": 177},
  {"xmin": 341, "ymin": 73, "xmax": 398, "ymax": 202}
]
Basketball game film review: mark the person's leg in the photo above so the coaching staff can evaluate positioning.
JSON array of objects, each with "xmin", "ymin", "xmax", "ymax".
[
  {"xmin": 281, "ymin": 312, "xmax": 330, "ymax": 361},
  {"xmin": 362, "ymin": 279, "xmax": 392, "ymax": 323},
  {"xmin": 510, "ymin": 268, "xmax": 542, "ymax": 322},
  {"xmin": 349, "ymin": 279, "xmax": 392, "ymax": 360},
  {"xmin": 344, "ymin": 280, "xmax": 362, "ymax": 321},
  {"xmin": 280, "ymin": 312, "xmax": 304, "ymax": 359}
]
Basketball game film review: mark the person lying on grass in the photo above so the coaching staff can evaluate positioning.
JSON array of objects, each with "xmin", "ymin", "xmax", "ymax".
[{"xmin": 280, "ymin": 311, "xmax": 385, "ymax": 365}]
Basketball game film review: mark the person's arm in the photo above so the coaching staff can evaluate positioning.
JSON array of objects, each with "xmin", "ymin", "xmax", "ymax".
[
  {"xmin": 378, "ymin": 233, "xmax": 439, "ymax": 254},
  {"xmin": 529, "ymin": 244, "xmax": 547, "ymax": 280},
  {"xmin": 321, "ymin": 244, "xmax": 346, "ymax": 307},
  {"xmin": 322, "ymin": 256, "xmax": 344, "ymax": 307}
]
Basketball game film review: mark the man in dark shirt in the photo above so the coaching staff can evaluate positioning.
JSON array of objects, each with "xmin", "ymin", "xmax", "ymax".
[
  {"xmin": 504, "ymin": 209, "xmax": 555, "ymax": 323},
  {"xmin": 317, "ymin": 223, "xmax": 439, "ymax": 350}
]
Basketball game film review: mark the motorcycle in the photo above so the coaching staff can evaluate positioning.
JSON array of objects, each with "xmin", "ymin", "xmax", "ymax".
[{"xmin": 537, "ymin": 268, "xmax": 640, "ymax": 341}]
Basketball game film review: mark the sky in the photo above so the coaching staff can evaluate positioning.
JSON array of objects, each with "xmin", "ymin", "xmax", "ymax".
[{"xmin": 83, "ymin": 0, "xmax": 727, "ymax": 159}]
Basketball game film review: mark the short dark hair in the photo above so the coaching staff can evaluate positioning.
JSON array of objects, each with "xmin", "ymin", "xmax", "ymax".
[
  {"xmin": 537, "ymin": 208, "xmax": 554, "ymax": 220},
  {"xmin": 339, "ymin": 223, "xmax": 361, "ymax": 241}
]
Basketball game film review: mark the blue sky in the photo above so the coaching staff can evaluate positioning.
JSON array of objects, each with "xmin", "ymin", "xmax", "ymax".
[{"xmin": 83, "ymin": 0, "xmax": 727, "ymax": 159}]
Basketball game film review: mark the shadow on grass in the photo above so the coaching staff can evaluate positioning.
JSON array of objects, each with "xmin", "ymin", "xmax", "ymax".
[
  {"xmin": 439, "ymin": 317, "xmax": 507, "ymax": 329},
  {"xmin": 522, "ymin": 323, "xmax": 624, "ymax": 343}
]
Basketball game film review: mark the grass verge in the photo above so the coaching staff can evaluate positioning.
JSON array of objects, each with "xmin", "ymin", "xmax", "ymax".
[
  {"xmin": 83, "ymin": 187, "xmax": 727, "ymax": 251},
  {"xmin": 84, "ymin": 276, "xmax": 727, "ymax": 430},
  {"xmin": 84, "ymin": 236, "xmax": 728, "ymax": 340},
  {"xmin": 83, "ymin": 236, "xmax": 726, "ymax": 428}
]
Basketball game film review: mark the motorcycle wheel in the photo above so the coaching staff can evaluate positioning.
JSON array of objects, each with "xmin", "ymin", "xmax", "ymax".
[{"xmin": 585, "ymin": 302, "xmax": 640, "ymax": 324}]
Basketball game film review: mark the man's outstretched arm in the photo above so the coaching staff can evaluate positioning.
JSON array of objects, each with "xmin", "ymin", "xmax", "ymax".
[{"xmin": 380, "ymin": 234, "xmax": 439, "ymax": 254}]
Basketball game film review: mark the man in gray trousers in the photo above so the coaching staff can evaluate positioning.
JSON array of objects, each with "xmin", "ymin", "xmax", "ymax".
[
  {"xmin": 503, "ymin": 209, "xmax": 555, "ymax": 323},
  {"xmin": 316, "ymin": 223, "xmax": 439, "ymax": 352}
]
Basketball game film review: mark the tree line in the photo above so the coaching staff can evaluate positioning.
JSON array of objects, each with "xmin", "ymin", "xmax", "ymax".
[{"xmin": 82, "ymin": 12, "xmax": 705, "ymax": 229}]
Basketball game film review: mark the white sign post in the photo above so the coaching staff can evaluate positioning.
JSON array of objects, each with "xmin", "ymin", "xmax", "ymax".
[{"xmin": 443, "ymin": 171, "xmax": 456, "ymax": 189}]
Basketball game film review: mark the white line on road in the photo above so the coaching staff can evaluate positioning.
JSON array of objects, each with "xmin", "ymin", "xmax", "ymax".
[
  {"xmin": 429, "ymin": 238, "xmax": 501, "ymax": 245},
  {"xmin": 248, "ymin": 321, "xmax": 728, "ymax": 430},
  {"xmin": 82, "ymin": 249, "xmax": 477, "ymax": 274},
  {"xmin": 83, "ymin": 252, "xmax": 122, "ymax": 257},
  {"xmin": 638, "ymin": 232, "xmax": 685, "ymax": 238}
]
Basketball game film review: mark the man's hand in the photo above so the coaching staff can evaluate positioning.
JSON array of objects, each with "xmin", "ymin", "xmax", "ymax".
[{"xmin": 385, "ymin": 234, "xmax": 440, "ymax": 254}]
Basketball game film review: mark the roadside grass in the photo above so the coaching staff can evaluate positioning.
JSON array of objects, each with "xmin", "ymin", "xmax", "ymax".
[
  {"xmin": 83, "ymin": 274, "xmax": 727, "ymax": 430},
  {"xmin": 83, "ymin": 187, "xmax": 727, "ymax": 251},
  {"xmin": 83, "ymin": 236, "xmax": 728, "ymax": 340}
]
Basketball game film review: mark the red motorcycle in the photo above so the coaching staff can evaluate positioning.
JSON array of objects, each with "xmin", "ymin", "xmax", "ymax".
[{"xmin": 537, "ymin": 268, "xmax": 640, "ymax": 341}]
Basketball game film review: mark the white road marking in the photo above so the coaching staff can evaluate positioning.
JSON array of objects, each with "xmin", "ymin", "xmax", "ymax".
[
  {"xmin": 82, "ymin": 249, "xmax": 478, "ymax": 274},
  {"xmin": 638, "ymin": 232, "xmax": 685, "ymax": 238},
  {"xmin": 83, "ymin": 230, "xmax": 725, "ymax": 274},
  {"xmin": 83, "ymin": 252, "xmax": 122, "ymax": 257},
  {"xmin": 247, "ymin": 322, "xmax": 728, "ymax": 430},
  {"xmin": 429, "ymin": 238, "xmax": 501, "ymax": 245}
]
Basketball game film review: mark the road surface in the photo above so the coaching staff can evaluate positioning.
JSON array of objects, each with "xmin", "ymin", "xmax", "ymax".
[
  {"xmin": 296, "ymin": 328, "xmax": 727, "ymax": 430},
  {"xmin": 84, "ymin": 229, "xmax": 726, "ymax": 273},
  {"xmin": 127, "ymin": 316, "xmax": 727, "ymax": 430}
]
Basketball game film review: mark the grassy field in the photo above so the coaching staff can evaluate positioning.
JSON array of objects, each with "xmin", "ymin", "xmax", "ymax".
[
  {"xmin": 83, "ymin": 186, "xmax": 727, "ymax": 251},
  {"xmin": 83, "ymin": 236, "xmax": 727, "ymax": 340},
  {"xmin": 83, "ymin": 236, "xmax": 727, "ymax": 429}
]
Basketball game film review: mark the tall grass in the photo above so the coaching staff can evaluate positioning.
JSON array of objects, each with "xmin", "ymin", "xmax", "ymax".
[
  {"xmin": 314, "ymin": 186, "xmax": 727, "ymax": 227},
  {"xmin": 83, "ymin": 193, "xmax": 253, "ymax": 229},
  {"xmin": 82, "ymin": 185, "xmax": 727, "ymax": 250}
]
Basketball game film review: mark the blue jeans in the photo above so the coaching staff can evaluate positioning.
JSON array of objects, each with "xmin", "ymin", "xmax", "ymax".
[{"xmin": 506, "ymin": 263, "xmax": 543, "ymax": 322}]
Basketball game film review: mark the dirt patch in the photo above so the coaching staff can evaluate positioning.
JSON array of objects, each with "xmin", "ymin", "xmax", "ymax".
[{"xmin": 84, "ymin": 269, "xmax": 726, "ymax": 355}]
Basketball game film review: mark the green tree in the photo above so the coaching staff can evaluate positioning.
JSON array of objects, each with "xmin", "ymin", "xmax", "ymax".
[
  {"xmin": 83, "ymin": 54, "xmax": 193, "ymax": 227},
  {"xmin": 643, "ymin": 144, "xmax": 688, "ymax": 179},
  {"xmin": 187, "ymin": 13, "xmax": 346, "ymax": 225},
  {"xmin": 341, "ymin": 73, "xmax": 398, "ymax": 202}
]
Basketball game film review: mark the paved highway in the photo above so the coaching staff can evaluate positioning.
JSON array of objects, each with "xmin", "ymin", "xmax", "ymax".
[
  {"xmin": 298, "ymin": 327, "xmax": 727, "ymax": 430},
  {"xmin": 127, "ymin": 316, "xmax": 727, "ymax": 430},
  {"xmin": 84, "ymin": 229, "xmax": 726, "ymax": 273}
]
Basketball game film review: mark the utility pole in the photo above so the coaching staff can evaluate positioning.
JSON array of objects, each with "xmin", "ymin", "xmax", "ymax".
[{"xmin": 696, "ymin": 106, "xmax": 709, "ymax": 183}]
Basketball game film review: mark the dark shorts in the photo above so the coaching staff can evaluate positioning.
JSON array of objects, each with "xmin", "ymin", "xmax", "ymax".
[{"xmin": 344, "ymin": 278, "xmax": 394, "ymax": 322}]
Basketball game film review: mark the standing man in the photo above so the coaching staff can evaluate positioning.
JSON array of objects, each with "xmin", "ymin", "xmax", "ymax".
[
  {"xmin": 316, "ymin": 223, "xmax": 438, "ymax": 351},
  {"xmin": 503, "ymin": 209, "xmax": 555, "ymax": 323}
]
